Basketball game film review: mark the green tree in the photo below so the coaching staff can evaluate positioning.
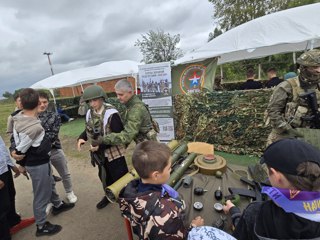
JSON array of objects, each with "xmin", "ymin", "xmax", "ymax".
[
  {"xmin": 208, "ymin": 0, "xmax": 319, "ymax": 82},
  {"xmin": 208, "ymin": 0, "xmax": 287, "ymax": 31},
  {"xmin": 208, "ymin": 0, "xmax": 319, "ymax": 32},
  {"xmin": 208, "ymin": 27, "xmax": 223, "ymax": 42},
  {"xmin": 135, "ymin": 29, "xmax": 183, "ymax": 64},
  {"xmin": 2, "ymin": 91, "xmax": 13, "ymax": 99}
]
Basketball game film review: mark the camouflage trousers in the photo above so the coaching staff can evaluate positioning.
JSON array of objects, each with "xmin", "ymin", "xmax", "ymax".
[{"xmin": 266, "ymin": 129, "xmax": 292, "ymax": 147}]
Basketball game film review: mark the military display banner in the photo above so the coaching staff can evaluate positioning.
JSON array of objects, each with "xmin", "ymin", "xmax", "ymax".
[
  {"xmin": 138, "ymin": 62, "xmax": 175, "ymax": 142},
  {"xmin": 171, "ymin": 58, "xmax": 218, "ymax": 95}
]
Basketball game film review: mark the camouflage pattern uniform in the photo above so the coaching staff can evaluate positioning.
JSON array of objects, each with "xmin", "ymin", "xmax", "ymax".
[
  {"xmin": 118, "ymin": 179, "xmax": 188, "ymax": 240},
  {"xmin": 102, "ymin": 95, "xmax": 158, "ymax": 146},
  {"xmin": 266, "ymin": 49, "xmax": 320, "ymax": 145},
  {"xmin": 79, "ymin": 103, "xmax": 128, "ymax": 190}
]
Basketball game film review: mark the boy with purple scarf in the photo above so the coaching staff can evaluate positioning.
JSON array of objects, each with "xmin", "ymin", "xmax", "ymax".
[
  {"xmin": 224, "ymin": 138, "xmax": 320, "ymax": 240},
  {"xmin": 118, "ymin": 141, "xmax": 205, "ymax": 239}
]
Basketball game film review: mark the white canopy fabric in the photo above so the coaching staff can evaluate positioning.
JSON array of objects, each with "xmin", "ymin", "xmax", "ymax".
[
  {"xmin": 175, "ymin": 3, "xmax": 320, "ymax": 65},
  {"xmin": 30, "ymin": 60, "xmax": 140, "ymax": 89}
]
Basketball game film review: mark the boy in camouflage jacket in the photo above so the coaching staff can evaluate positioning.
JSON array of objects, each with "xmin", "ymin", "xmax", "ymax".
[{"xmin": 118, "ymin": 141, "xmax": 203, "ymax": 240}]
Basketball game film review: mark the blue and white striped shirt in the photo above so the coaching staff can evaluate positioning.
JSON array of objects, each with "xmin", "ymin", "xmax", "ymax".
[{"xmin": 0, "ymin": 136, "xmax": 14, "ymax": 175}]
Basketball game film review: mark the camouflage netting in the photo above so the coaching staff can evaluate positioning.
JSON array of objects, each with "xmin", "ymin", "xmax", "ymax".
[{"xmin": 173, "ymin": 89, "xmax": 273, "ymax": 156}]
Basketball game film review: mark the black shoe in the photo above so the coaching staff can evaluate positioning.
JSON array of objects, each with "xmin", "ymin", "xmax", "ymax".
[
  {"xmin": 52, "ymin": 201, "xmax": 75, "ymax": 216},
  {"xmin": 36, "ymin": 221, "xmax": 62, "ymax": 237},
  {"xmin": 96, "ymin": 196, "xmax": 109, "ymax": 209},
  {"xmin": 53, "ymin": 175, "xmax": 62, "ymax": 182}
]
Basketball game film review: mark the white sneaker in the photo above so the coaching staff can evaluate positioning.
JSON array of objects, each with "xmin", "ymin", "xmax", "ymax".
[
  {"xmin": 45, "ymin": 203, "xmax": 53, "ymax": 216},
  {"xmin": 68, "ymin": 118, "xmax": 74, "ymax": 122},
  {"xmin": 66, "ymin": 191, "xmax": 78, "ymax": 203}
]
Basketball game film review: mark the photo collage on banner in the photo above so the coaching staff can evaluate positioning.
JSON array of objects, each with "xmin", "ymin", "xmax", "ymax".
[{"xmin": 138, "ymin": 62, "xmax": 174, "ymax": 142}]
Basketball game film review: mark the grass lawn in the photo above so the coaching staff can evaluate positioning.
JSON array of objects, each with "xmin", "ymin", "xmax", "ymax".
[{"xmin": 0, "ymin": 101, "xmax": 15, "ymax": 140}]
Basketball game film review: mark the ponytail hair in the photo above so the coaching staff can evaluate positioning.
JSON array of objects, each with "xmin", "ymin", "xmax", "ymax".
[{"xmin": 283, "ymin": 162, "xmax": 320, "ymax": 191}]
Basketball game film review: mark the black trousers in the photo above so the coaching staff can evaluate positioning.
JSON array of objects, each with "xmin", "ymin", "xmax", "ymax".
[
  {"xmin": 0, "ymin": 168, "xmax": 21, "ymax": 240},
  {"xmin": 98, "ymin": 156, "xmax": 128, "ymax": 193}
]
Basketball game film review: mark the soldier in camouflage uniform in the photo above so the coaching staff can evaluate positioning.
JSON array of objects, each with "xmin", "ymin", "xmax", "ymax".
[
  {"xmin": 77, "ymin": 85, "xmax": 128, "ymax": 209},
  {"xmin": 93, "ymin": 79, "xmax": 158, "ymax": 147},
  {"xmin": 118, "ymin": 141, "xmax": 204, "ymax": 240},
  {"xmin": 266, "ymin": 49, "xmax": 320, "ymax": 145}
]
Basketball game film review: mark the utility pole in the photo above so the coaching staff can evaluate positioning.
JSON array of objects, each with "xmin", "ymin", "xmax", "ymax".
[{"xmin": 43, "ymin": 52, "xmax": 54, "ymax": 75}]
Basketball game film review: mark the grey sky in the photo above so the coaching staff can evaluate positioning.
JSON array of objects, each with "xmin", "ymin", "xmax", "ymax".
[{"xmin": 0, "ymin": 0, "xmax": 214, "ymax": 96}]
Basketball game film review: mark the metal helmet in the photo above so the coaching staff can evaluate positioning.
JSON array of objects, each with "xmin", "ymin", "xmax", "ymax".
[
  {"xmin": 82, "ymin": 85, "xmax": 107, "ymax": 102},
  {"xmin": 297, "ymin": 49, "xmax": 320, "ymax": 67},
  {"xmin": 297, "ymin": 49, "xmax": 320, "ymax": 84}
]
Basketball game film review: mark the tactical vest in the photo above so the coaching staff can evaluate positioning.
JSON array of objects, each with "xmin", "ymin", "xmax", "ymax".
[
  {"xmin": 284, "ymin": 77, "xmax": 320, "ymax": 128},
  {"xmin": 86, "ymin": 104, "xmax": 125, "ymax": 161}
]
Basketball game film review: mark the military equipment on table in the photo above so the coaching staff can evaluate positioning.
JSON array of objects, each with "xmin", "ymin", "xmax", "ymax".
[
  {"xmin": 228, "ymin": 177, "xmax": 269, "ymax": 202},
  {"xmin": 106, "ymin": 140, "xmax": 187, "ymax": 202},
  {"xmin": 221, "ymin": 194, "xmax": 240, "ymax": 206},
  {"xmin": 194, "ymin": 154, "xmax": 227, "ymax": 175},
  {"xmin": 193, "ymin": 187, "xmax": 208, "ymax": 196},
  {"xmin": 214, "ymin": 187, "xmax": 223, "ymax": 200},
  {"xmin": 182, "ymin": 175, "xmax": 193, "ymax": 188},
  {"xmin": 106, "ymin": 169, "xmax": 139, "ymax": 203},
  {"xmin": 167, "ymin": 139, "xmax": 180, "ymax": 151},
  {"xmin": 173, "ymin": 175, "xmax": 193, "ymax": 190},
  {"xmin": 167, "ymin": 152, "xmax": 197, "ymax": 187},
  {"xmin": 214, "ymin": 203, "xmax": 223, "ymax": 212},
  {"xmin": 300, "ymin": 91, "xmax": 320, "ymax": 129},
  {"xmin": 171, "ymin": 143, "xmax": 188, "ymax": 165},
  {"xmin": 193, "ymin": 201, "xmax": 203, "ymax": 211}
]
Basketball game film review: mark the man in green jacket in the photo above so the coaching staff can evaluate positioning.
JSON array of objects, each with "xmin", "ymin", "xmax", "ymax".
[{"xmin": 93, "ymin": 79, "xmax": 158, "ymax": 147}]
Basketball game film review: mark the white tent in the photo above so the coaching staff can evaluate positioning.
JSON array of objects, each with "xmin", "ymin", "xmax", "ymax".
[
  {"xmin": 175, "ymin": 3, "xmax": 320, "ymax": 65},
  {"xmin": 30, "ymin": 60, "xmax": 140, "ymax": 90}
]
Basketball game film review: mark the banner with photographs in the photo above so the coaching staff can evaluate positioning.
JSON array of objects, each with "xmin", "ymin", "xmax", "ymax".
[{"xmin": 138, "ymin": 62, "xmax": 174, "ymax": 142}]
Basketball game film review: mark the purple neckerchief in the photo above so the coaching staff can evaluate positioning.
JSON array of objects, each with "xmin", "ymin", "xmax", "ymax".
[
  {"xmin": 162, "ymin": 184, "xmax": 179, "ymax": 199},
  {"xmin": 262, "ymin": 186, "xmax": 320, "ymax": 214}
]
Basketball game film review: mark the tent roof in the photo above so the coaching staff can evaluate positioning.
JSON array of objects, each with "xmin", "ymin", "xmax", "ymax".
[
  {"xmin": 31, "ymin": 60, "xmax": 140, "ymax": 89},
  {"xmin": 174, "ymin": 3, "xmax": 320, "ymax": 65}
]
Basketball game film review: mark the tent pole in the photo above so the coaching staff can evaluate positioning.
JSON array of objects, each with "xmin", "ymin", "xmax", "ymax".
[
  {"xmin": 49, "ymin": 89, "xmax": 57, "ymax": 112},
  {"xmin": 132, "ymin": 74, "xmax": 138, "ymax": 94},
  {"xmin": 220, "ymin": 65, "xmax": 223, "ymax": 81},
  {"xmin": 258, "ymin": 64, "xmax": 261, "ymax": 80},
  {"xmin": 72, "ymin": 87, "xmax": 75, "ymax": 97},
  {"xmin": 293, "ymin": 52, "xmax": 296, "ymax": 64}
]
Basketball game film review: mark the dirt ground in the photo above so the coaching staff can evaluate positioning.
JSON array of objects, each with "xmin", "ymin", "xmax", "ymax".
[{"xmin": 11, "ymin": 156, "xmax": 130, "ymax": 240}]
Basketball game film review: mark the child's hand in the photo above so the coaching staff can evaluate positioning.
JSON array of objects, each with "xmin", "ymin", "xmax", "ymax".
[
  {"xmin": 11, "ymin": 151, "xmax": 25, "ymax": 161},
  {"xmin": 11, "ymin": 165, "xmax": 20, "ymax": 178},
  {"xmin": 223, "ymin": 200, "xmax": 235, "ymax": 214},
  {"xmin": 90, "ymin": 145, "xmax": 99, "ymax": 152},
  {"xmin": 77, "ymin": 139, "xmax": 86, "ymax": 151},
  {"xmin": 191, "ymin": 216, "xmax": 204, "ymax": 227}
]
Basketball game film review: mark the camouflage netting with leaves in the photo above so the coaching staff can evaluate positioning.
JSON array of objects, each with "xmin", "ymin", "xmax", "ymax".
[{"xmin": 173, "ymin": 89, "xmax": 273, "ymax": 156}]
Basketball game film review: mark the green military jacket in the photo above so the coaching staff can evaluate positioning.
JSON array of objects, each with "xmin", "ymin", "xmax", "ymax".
[
  {"xmin": 102, "ymin": 95, "xmax": 157, "ymax": 145},
  {"xmin": 266, "ymin": 76, "xmax": 320, "ymax": 134}
]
